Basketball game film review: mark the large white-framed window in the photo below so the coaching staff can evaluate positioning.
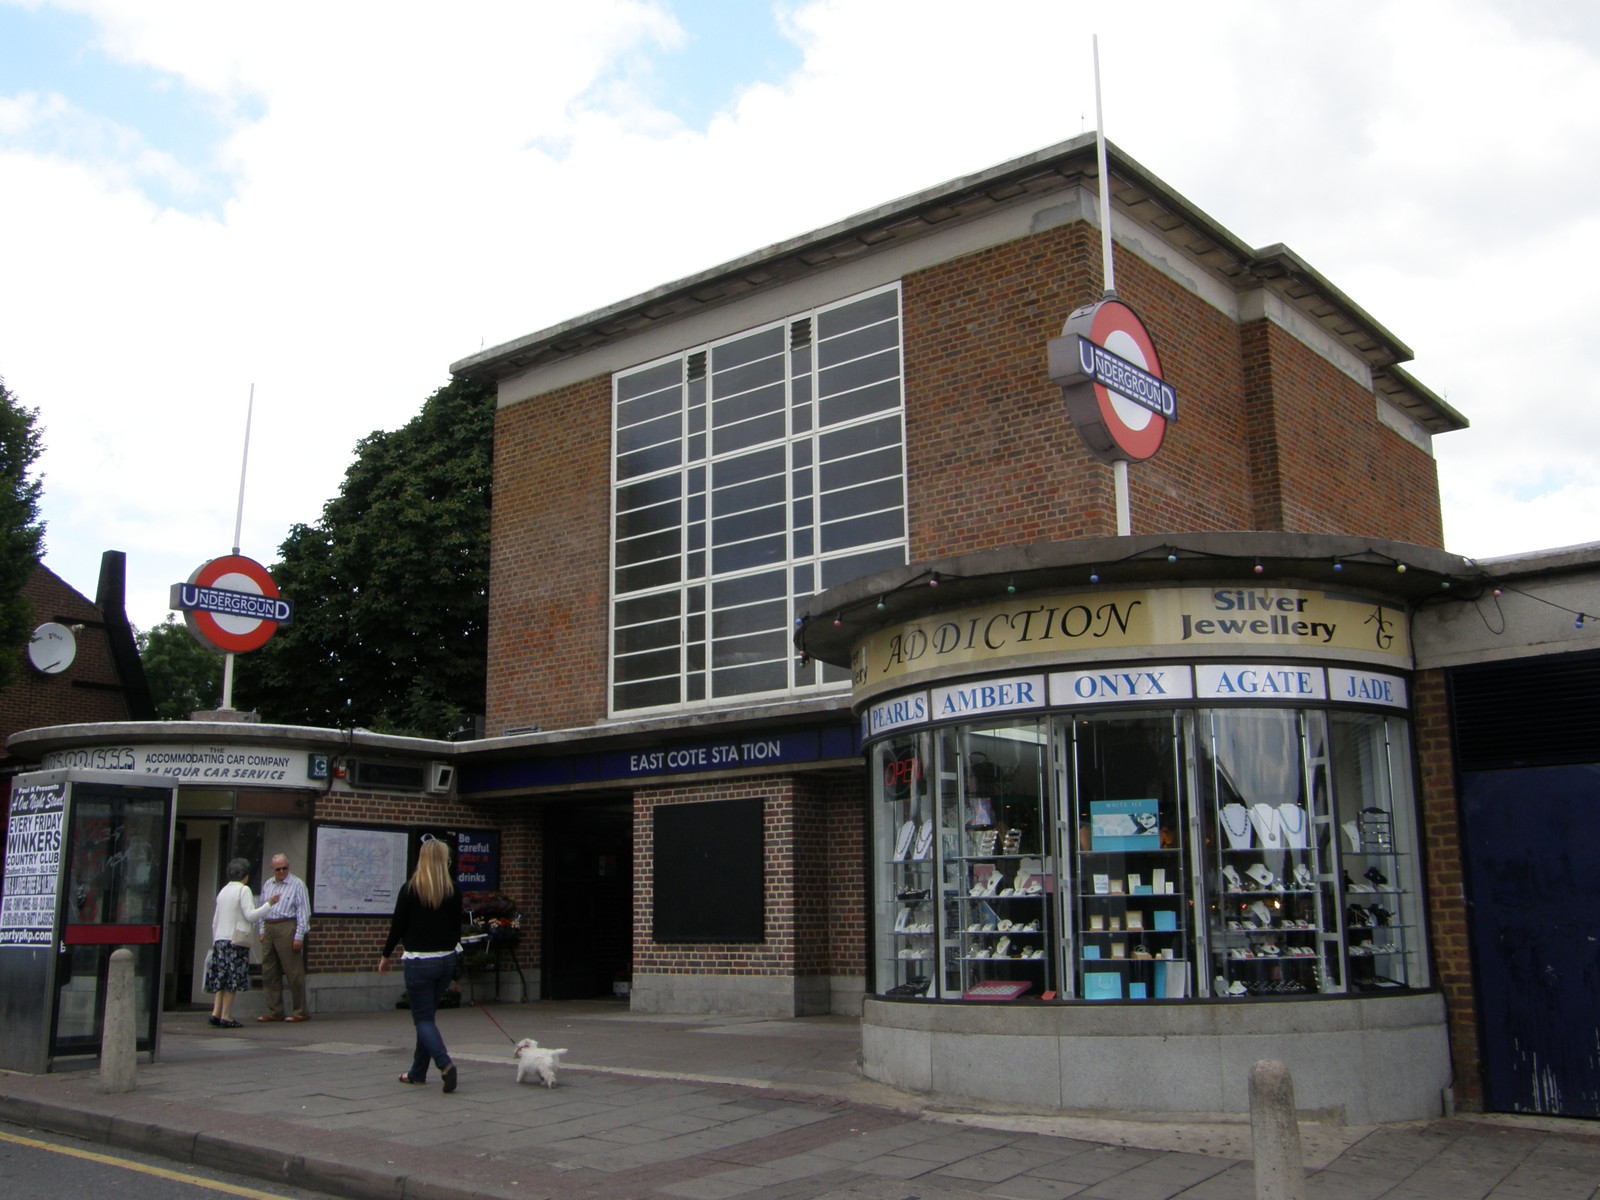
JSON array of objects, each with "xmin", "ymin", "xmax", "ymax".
[{"xmin": 610, "ymin": 285, "xmax": 907, "ymax": 716}]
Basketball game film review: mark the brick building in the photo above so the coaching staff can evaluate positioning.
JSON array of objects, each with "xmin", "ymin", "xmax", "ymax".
[{"xmin": 9, "ymin": 136, "xmax": 1597, "ymax": 1120}]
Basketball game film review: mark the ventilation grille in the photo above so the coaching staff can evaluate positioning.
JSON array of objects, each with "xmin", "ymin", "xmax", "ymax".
[{"xmin": 1449, "ymin": 649, "xmax": 1600, "ymax": 772}]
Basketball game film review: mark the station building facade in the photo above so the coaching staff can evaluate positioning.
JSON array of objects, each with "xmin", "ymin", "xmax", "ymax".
[{"xmin": 8, "ymin": 136, "xmax": 1598, "ymax": 1121}]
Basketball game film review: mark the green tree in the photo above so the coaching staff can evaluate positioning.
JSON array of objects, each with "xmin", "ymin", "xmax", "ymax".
[
  {"xmin": 137, "ymin": 614, "xmax": 224, "ymax": 719},
  {"xmin": 0, "ymin": 377, "xmax": 46, "ymax": 688},
  {"xmin": 235, "ymin": 377, "xmax": 493, "ymax": 737}
]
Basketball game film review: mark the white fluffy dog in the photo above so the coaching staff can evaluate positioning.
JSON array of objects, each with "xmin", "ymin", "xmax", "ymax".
[{"xmin": 513, "ymin": 1037, "xmax": 568, "ymax": 1087}]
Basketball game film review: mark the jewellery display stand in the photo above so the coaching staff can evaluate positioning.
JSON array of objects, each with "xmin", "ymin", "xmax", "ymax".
[
  {"xmin": 939, "ymin": 726, "xmax": 1051, "ymax": 1000},
  {"xmin": 1074, "ymin": 804, "xmax": 1189, "ymax": 1001},
  {"xmin": 1206, "ymin": 751, "xmax": 1336, "ymax": 998},
  {"xmin": 1340, "ymin": 803, "xmax": 1415, "ymax": 991},
  {"xmin": 876, "ymin": 736, "xmax": 937, "ymax": 999}
]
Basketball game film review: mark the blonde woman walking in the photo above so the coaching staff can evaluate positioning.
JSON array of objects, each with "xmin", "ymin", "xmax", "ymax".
[{"xmin": 377, "ymin": 837, "xmax": 463, "ymax": 1091}]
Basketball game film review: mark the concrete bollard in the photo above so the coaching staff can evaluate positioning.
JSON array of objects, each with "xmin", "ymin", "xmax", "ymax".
[
  {"xmin": 1249, "ymin": 1059, "xmax": 1305, "ymax": 1200},
  {"xmin": 100, "ymin": 947, "xmax": 137, "ymax": 1093}
]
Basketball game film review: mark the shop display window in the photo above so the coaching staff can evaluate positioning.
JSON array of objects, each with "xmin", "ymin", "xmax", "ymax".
[
  {"xmin": 1068, "ymin": 714, "xmax": 1190, "ymax": 1000},
  {"xmin": 870, "ymin": 688, "xmax": 1428, "ymax": 1004},
  {"xmin": 1199, "ymin": 710, "xmax": 1338, "ymax": 998}
]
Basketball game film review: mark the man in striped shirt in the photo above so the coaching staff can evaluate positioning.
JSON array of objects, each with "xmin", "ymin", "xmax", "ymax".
[{"xmin": 257, "ymin": 854, "xmax": 311, "ymax": 1021}]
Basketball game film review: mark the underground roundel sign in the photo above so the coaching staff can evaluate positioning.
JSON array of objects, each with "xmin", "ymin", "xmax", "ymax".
[
  {"xmin": 1047, "ymin": 299, "xmax": 1177, "ymax": 464},
  {"xmin": 170, "ymin": 554, "xmax": 294, "ymax": 654}
]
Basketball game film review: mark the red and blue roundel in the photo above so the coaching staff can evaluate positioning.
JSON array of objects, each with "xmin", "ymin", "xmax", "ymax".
[
  {"xmin": 170, "ymin": 554, "xmax": 293, "ymax": 654},
  {"xmin": 1048, "ymin": 299, "xmax": 1177, "ymax": 464}
]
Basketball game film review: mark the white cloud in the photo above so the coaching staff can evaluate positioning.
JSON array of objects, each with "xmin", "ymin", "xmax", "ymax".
[{"xmin": 2, "ymin": 0, "xmax": 1597, "ymax": 634}]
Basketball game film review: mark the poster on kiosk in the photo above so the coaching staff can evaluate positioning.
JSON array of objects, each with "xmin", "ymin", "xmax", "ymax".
[{"xmin": 0, "ymin": 768, "xmax": 177, "ymax": 1073}]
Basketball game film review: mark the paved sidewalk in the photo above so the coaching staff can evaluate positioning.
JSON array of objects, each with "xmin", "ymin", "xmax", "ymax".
[{"xmin": 0, "ymin": 1000, "xmax": 1596, "ymax": 1199}]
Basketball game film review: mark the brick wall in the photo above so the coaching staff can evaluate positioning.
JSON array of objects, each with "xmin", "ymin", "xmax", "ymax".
[
  {"xmin": 305, "ymin": 791, "xmax": 542, "ymax": 975},
  {"xmin": 1413, "ymin": 668, "xmax": 1480, "ymax": 1108},
  {"xmin": 486, "ymin": 376, "xmax": 613, "ymax": 736},
  {"xmin": 632, "ymin": 773, "xmax": 865, "ymax": 980},
  {"xmin": 0, "ymin": 565, "xmax": 132, "ymax": 743},
  {"xmin": 486, "ymin": 218, "xmax": 1446, "ymax": 737}
]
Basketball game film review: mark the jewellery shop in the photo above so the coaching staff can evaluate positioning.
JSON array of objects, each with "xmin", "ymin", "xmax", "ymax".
[{"xmin": 800, "ymin": 533, "xmax": 1460, "ymax": 1124}]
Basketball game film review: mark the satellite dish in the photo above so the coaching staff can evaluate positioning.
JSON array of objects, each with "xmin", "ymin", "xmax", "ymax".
[{"xmin": 27, "ymin": 622, "xmax": 77, "ymax": 675}]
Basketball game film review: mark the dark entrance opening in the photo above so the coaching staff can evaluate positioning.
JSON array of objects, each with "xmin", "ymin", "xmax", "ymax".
[{"xmin": 541, "ymin": 799, "xmax": 633, "ymax": 999}]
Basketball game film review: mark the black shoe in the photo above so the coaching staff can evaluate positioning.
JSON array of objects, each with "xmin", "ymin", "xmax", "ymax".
[
  {"xmin": 441, "ymin": 1064, "xmax": 458, "ymax": 1094},
  {"xmin": 208, "ymin": 1016, "xmax": 222, "ymax": 1027},
  {"xmin": 1365, "ymin": 866, "xmax": 1388, "ymax": 888}
]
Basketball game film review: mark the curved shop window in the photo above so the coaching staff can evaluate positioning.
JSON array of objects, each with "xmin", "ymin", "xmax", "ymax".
[{"xmin": 872, "ymin": 670, "xmax": 1424, "ymax": 1002}]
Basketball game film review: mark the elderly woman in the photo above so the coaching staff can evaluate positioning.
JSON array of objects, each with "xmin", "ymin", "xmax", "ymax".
[{"xmin": 205, "ymin": 857, "xmax": 276, "ymax": 1028}]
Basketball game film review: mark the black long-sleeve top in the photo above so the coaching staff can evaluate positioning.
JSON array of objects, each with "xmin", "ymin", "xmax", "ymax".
[{"xmin": 382, "ymin": 886, "xmax": 463, "ymax": 957}]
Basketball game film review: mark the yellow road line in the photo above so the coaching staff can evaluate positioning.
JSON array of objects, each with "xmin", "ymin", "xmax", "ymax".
[{"xmin": 0, "ymin": 1128, "xmax": 296, "ymax": 1199}]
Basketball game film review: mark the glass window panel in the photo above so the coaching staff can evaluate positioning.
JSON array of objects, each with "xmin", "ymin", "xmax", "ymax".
[
  {"xmin": 616, "ymin": 397, "xmax": 681, "ymax": 443},
  {"xmin": 713, "ymin": 380, "xmax": 786, "ymax": 430},
  {"xmin": 613, "ymin": 646, "xmax": 681, "ymax": 684},
  {"xmin": 713, "ymin": 411, "xmax": 787, "ymax": 456},
  {"xmin": 817, "ymin": 320, "xmax": 897, "ymax": 370},
  {"xmin": 615, "ymin": 678, "xmax": 681, "ymax": 711},
  {"xmin": 713, "ymin": 473, "xmax": 785, "ymax": 517},
  {"xmin": 819, "ymin": 443, "xmax": 901, "ymax": 493},
  {"xmin": 617, "ymin": 360, "xmax": 683, "ymax": 403},
  {"xmin": 713, "ymin": 360, "xmax": 785, "ymax": 406},
  {"xmin": 818, "ymin": 378, "xmax": 901, "ymax": 426},
  {"xmin": 819, "ymin": 347, "xmax": 901, "ymax": 398},
  {"xmin": 712, "ymin": 503, "xmax": 785, "ymax": 547},
  {"xmin": 820, "ymin": 508, "xmax": 905, "ymax": 553},
  {"xmin": 711, "ymin": 326, "xmax": 785, "ymax": 372},
  {"xmin": 687, "ymin": 550, "xmax": 706, "ymax": 578},
  {"xmin": 817, "ymin": 290, "xmax": 898, "ymax": 340},
  {"xmin": 614, "ymin": 527, "xmax": 681, "ymax": 569},
  {"xmin": 712, "ymin": 570, "xmax": 785, "ymax": 607},
  {"xmin": 617, "ymin": 474, "xmax": 682, "ymax": 513},
  {"xmin": 792, "ymin": 564, "xmax": 814, "ymax": 596},
  {"xmin": 615, "ymin": 497, "xmax": 681, "ymax": 543},
  {"xmin": 617, "ymin": 557, "xmax": 682, "ymax": 595},
  {"xmin": 615, "ymin": 591, "xmax": 680, "ymax": 628},
  {"xmin": 712, "ymin": 660, "xmax": 787, "ymax": 698},
  {"xmin": 712, "ymin": 446, "xmax": 785, "ymax": 489},
  {"xmin": 819, "ymin": 478, "xmax": 903, "ymax": 524},
  {"xmin": 687, "ymin": 614, "xmax": 705, "ymax": 642},
  {"xmin": 614, "ymin": 617, "xmax": 682, "ymax": 656},
  {"xmin": 821, "ymin": 544, "xmax": 906, "ymax": 589},
  {"xmin": 793, "ymin": 527, "xmax": 815, "ymax": 557},
  {"xmin": 820, "ymin": 415, "xmax": 901, "ymax": 463},
  {"xmin": 713, "ymin": 596, "xmax": 787, "ymax": 639},
  {"xmin": 617, "ymin": 441, "xmax": 682, "ymax": 480},
  {"xmin": 712, "ymin": 534, "xmax": 785, "ymax": 574}
]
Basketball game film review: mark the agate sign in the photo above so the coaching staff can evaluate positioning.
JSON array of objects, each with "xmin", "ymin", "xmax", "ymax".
[{"xmin": 1048, "ymin": 298, "xmax": 1176, "ymax": 463}]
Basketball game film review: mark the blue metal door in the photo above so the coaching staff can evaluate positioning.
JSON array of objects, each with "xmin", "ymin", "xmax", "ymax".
[{"xmin": 1461, "ymin": 764, "xmax": 1600, "ymax": 1116}]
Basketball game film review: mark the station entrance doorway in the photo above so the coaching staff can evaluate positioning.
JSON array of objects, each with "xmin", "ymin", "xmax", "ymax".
[{"xmin": 541, "ymin": 798, "xmax": 632, "ymax": 1000}]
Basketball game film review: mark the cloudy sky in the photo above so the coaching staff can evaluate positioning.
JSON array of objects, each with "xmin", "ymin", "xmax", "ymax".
[{"xmin": 1, "ymin": 0, "xmax": 1596, "ymax": 635}]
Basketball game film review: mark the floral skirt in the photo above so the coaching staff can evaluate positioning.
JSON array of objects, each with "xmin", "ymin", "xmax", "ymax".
[{"xmin": 203, "ymin": 939, "xmax": 251, "ymax": 994}]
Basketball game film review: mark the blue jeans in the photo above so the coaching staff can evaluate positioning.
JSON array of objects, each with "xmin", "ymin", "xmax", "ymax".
[{"xmin": 403, "ymin": 954, "xmax": 457, "ymax": 1081}]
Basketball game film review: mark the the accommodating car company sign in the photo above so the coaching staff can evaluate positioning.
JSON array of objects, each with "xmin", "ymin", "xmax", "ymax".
[
  {"xmin": 171, "ymin": 554, "xmax": 293, "ymax": 654},
  {"xmin": 1048, "ymin": 298, "xmax": 1176, "ymax": 463},
  {"xmin": 851, "ymin": 586, "xmax": 1410, "ymax": 691},
  {"xmin": 38, "ymin": 743, "xmax": 316, "ymax": 785}
]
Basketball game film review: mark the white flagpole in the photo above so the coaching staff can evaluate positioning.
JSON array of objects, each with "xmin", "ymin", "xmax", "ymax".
[
  {"xmin": 1093, "ymin": 36, "xmax": 1132, "ymax": 536},
  {"xmin": 220, "ymin": 384, "xmax": 255, "ymax": 711}
]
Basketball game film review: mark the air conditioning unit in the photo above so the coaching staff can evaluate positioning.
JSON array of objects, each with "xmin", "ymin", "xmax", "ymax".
[{"xmin": 427, "ymin": 762, "xmax": 454, "ymax": 794}]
